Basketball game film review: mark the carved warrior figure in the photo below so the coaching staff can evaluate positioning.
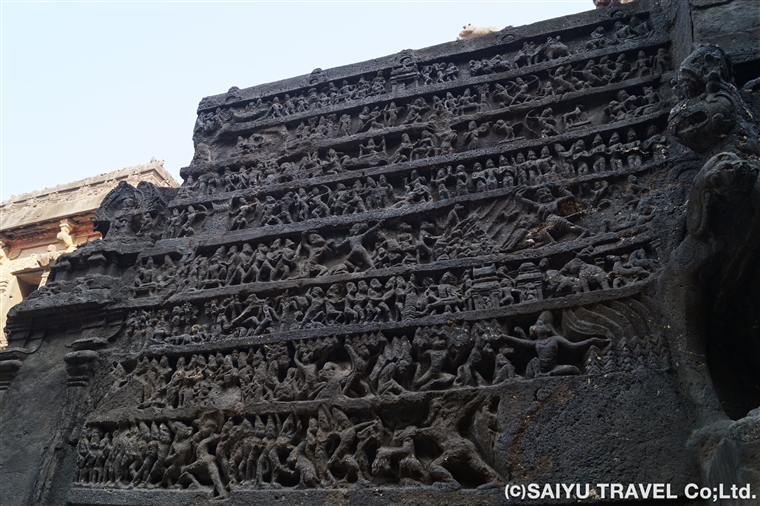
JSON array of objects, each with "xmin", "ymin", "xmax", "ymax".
[{"xmin": 502, "ymin": 311, "xmax": 609, "ymax": 377}]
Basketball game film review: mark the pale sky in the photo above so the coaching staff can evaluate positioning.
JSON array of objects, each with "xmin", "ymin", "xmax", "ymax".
[{"xmin": 1, "ymin": 1, "xmax": 591, "ymax": 201}]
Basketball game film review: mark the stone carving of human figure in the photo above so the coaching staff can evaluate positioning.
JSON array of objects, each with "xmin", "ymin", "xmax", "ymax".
[
  {"xmin": 503, "ymin": 311, "xmax": 609, "ymax": 378},
  {"xmin": 331, "ymin": 221, "xmax": 384, "ymax": 271},
  {"xmin": 516, "ymin": 186, "xmax": 587, "ymax": 245},
  {"xmin": 297, "ymin": 231, "xmax": 331, "ymax": 278},
  {"xmin": 413, "ymin": 335, "xmax": 456, "ymax": 391},
  {"xmin": 395, "ymin": 395, "xmax": 503, "ymax": 488},
  {"xmin": 359, "ymin": 137, "xmax": 386, "ymax": 157},
  {"xmin": 159, "ymin": 421, "xmax": 195, "ymax": 488},
  {"xmin": 343, "ymin": 337, "xmax": 373, "ymax": 397}
]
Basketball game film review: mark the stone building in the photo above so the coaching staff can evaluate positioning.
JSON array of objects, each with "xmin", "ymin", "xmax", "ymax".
[
  {"xmin": 2, "ymin": 1, "xmax": 759, "ymax": 505},
  {"xmin": 0, "ymin": 159, "xmax": 178, "ymax": 347}
]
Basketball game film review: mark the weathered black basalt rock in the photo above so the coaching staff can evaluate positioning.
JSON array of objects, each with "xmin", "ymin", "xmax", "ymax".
[{"xmin": 2, "ymin": 1, "xmax": 759, "ymax": 505}]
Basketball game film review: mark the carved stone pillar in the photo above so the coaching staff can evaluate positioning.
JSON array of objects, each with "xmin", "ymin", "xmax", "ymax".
[
  {"xmin": 0, "ymin": 348, "xmax": 28, "ymax": 390},
  {"xmin": 63, "ymin": 338, "xmax": 107, "ymax": 387},
  {"xmin": 86, "ymin": 253, "xmax": 108, "ymax": 276}
]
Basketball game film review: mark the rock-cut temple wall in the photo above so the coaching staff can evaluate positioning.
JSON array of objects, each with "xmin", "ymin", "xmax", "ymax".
[{"xmin": 2, "ymin": 0, "xmax": 759, "ymax": 504}]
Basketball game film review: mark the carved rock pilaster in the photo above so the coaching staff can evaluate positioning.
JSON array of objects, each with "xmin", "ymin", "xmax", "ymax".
[{"xmin": 0, "ymin": 348, "xmax": 28, "ymax": 390}]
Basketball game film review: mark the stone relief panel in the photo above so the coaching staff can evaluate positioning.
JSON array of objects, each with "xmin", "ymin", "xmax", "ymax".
[
  {"xmin": 123, "ymin": 251, "xmax": 663, "ymax": 346},
  {"xmin": 163, "ymin": 122, "xmax": 671, "ymax": 252},
  {"xmin": 187, "ymin": 46, "xmax": 670, "ymax": 180},
  {"xmin": 191, "ymin": 12, "xmax": 659, "ymax": 149},
  {"xmin": 79, "ymin": 297, "xmax": 668, "ymax": 498},
  {"xmin": 15, "ymin": 3, "xmax": 740, "ymax": 503},
  {"xmin": 113, "ymin": 301, "xmax": 668, "ymax": 403},
  {"xmin": 76, "ymin": 394, "xmax": 503, "ymax": 497}
]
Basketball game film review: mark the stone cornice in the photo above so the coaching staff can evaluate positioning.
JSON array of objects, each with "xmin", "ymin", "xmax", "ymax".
[{"xmin": 0, "ymin": 160, "xmax": 179, "ymax": 233}]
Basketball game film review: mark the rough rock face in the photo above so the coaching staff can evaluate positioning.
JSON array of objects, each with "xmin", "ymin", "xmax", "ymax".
[{"xmin": 2, "ymin": 1, "xmax": 759, "ymax": 504}]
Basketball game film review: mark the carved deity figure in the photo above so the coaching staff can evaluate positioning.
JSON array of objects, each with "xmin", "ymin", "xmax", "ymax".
[{"xmin": 503, "ymin": 311, "xmax": 609, "ymax": 378}]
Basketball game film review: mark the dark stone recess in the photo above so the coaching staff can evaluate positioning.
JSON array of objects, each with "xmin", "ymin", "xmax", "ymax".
[{"xmin": 2, "ymin": 0, "xmax": 760, "ymax": 505}]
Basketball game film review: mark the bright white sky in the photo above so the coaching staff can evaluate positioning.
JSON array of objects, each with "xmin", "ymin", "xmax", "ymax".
[{"xmin": 1, "ymin": 1, "xmax": 591, "ymax": 201}]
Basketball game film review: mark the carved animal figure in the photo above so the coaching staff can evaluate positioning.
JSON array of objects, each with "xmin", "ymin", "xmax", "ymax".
[
  {"xmin": 457, "ymin": 24, "xmax": 499, "ymax": 40},
  {"xmin": 561, "ymin": 258, "xmax": 610, "ymax": 292}
]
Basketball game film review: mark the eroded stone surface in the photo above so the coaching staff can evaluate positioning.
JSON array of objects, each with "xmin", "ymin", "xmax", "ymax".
[{"xmin": 2, "ymin": 1, "xmax": 759, "ymax": 505}]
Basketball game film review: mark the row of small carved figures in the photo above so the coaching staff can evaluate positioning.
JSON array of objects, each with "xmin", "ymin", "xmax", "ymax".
[
  {"xmin": 157, "ymin": 220, "xmax": 494, "ymax": 288},
  {"xmin": 179, "ymin": 124, "xmax": 666, "ymax": 218},
  {"xmin": 43, "ymin": 171, "xmax": 661, "ymax": 308},
  {"xmin": 118, "ymin": 309, "xmax": 666, "ymax": 414},
  {"xmin": 224, "ymin": 67, "xmax": 660, "ymax": 163},
  {"xmin": 30, "ymin": 173, "xmax": 657, "ymax": 303},
  {"xmin": 194, "ymin": 16, "xmax": 655, "ymax": 135},
  {"xmin": 74, "ymin": 392, "xmax": 502, "ymax": 496},
  {"xmin": 207, "ymin": 55, "xmax": 666, "ymax": 158},
  {"xmin": 239, "ymin": 92, "xmax": 662, "ymax": 167},
  {"xmin": 479, "ymin": 18, "xmax": 654, "ymax": 72},
  {"xmin": 128, "ymin": 253, "xmax": 656, "ymax": 342},
  {"xmin": 89, "ymin": 312, "xmax": 665, "ymax": 497},
  {"xmin": 141, "ymin": 196, "xmax": 655, "ymax": 290},
  {"xmin": 21, "ymin": 271, "xmax": 115, "ymax": 303},
  {"xmin": 163, "ymin": 173, "xmax": 656, "ymax": 269},
  {"xmin": 208, "ymin": 48, "xmax": 667, "ymax": 149}
]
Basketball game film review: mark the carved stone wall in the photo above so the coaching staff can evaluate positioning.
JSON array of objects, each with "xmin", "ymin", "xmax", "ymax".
[
  {"xmin": 2, "ymin": 1, "xmax": 759, "ymax": 505},
  {"xmin": 0, "ymin": 159, "xmax": 178, "ymax": 348}
]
